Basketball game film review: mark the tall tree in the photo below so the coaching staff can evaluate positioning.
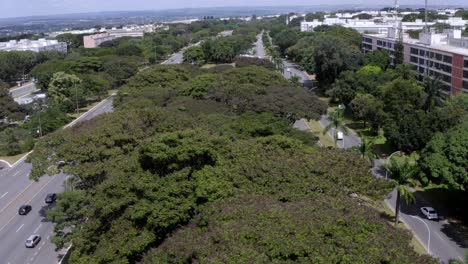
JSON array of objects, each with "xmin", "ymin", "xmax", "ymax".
[
  {"xmin": 385, "ymin": 158, "xmax": 417, "ymax": 224},
  {"xmin": 353, "ymin": 138, "xmax": 377, "ymax": 166}
]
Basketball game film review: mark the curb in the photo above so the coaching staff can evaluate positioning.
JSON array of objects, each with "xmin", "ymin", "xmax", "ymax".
[
  {"xmin": 0, "ymin": 150, "xmax": 34, "ymax": 168},
  {"xmin": 64, "ymin": 94, "xmax": 115, "ymax": 129}
]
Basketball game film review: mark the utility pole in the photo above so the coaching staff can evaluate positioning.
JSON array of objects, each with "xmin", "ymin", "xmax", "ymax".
[
  {"xmin": 75, "ymin": 81, "xmax": 79, "ymax": 115},
  {"xmin": 34, "ymin": 102, "xmax": 43, "ymax": 137}
]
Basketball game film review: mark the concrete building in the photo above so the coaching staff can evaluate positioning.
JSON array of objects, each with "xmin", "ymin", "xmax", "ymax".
[
  {"xmin": 301, "ymin": 15, "xmax": 467, "ymax": 34},
  {"xmin": 107, "ymin": 29, "xmax": 145, "ymax": 38},
  {"xmin": 83, "ymin": 33, "xmax": 116, "ymax": 48},
  {"xmin": 0, "ymin": 39, "xmax": 67, "ymax": 52},
  {"xmin": 362, "ymin": 28, "xmax": 468, "ymax": 96}
]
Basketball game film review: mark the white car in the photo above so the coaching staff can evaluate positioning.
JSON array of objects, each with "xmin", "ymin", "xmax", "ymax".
[
  {"xmin": 25, "ymin": 235, "xmax": 41, "ymax": 248},
  {"xmin": 421, "ymin": 207, "xmax": 438, "ymax": 220},
  {"xmin": 337, "ymin": 131, "xmax": 344, "ymax": 140}
]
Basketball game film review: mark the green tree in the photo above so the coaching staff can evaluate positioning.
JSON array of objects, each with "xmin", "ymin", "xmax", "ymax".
[
  {"xmin": 323, "ymin": 110, "xmax": 349, "ymax": 147},
  {"xmin": 353, "ymin": 138, "xmax": 377, "ymax": 166},
  {"xmin": 313, "ymin": 35, "xmax": 352, "ymax": 89},
  {"xmin": 364, "ymin": 50, "xmax": 390, "ymax": 70},
  {"xmin": 274, "ymin": 29, "xmax": 299, "ymax": 55},
  {"xmin": 394, "ymin": 39, "xmax": 404, "ymax": 65},
  {"xmin": 418, "ymin": 121, "xmax": 468, "ymax": 190},
  {"xmin": 183, "ymin": 46, "xmax": 205, "ymax": 64},
  {"xmin": 385, "ymin": 158, "xmax": 417, "ymax": 224},
  {"xmin": 47, "ymin": 72, "xmax": 82, "ymax": 112},
  {"xmin": 350, "ymin": 93, "xmax": 385, "ymax": 133},
  {"xmin": 56, "ymin": 33, "xmax": 84, "ymax": 49},
  {"xmin": 0, "ymin": 86, "xmax": 24, "ymax": 122}
]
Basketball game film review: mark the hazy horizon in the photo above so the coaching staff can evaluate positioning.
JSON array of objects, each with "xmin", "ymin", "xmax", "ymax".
[{"xmin": 1, "ymin": 0, "xmax": 468, "ymax": 19}]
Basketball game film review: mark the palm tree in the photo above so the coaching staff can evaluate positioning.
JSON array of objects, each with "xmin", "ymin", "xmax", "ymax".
[
  {"xmin": 323, "ymin": 110, "xmax": 348, "ymax": 147},
  {"xmin": 384, "ymin": 158, "xmax": 417, "ymax": 225},
  {"xmin": 423, "ymin": 76, "xmax": 443, "ymax": 111},
  {"xmin": 353, "ymin": 138, "xmax": 377, "ymax": 166}
]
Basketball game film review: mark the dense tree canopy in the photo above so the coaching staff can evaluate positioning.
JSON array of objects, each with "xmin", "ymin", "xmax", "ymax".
[
  {"xmin": 418, "ymin": 120, "xmax": 468, "ymax": 191},
  {"xmin": 25, "ymin": 63, "xmax": 435, "ymax": 263}
]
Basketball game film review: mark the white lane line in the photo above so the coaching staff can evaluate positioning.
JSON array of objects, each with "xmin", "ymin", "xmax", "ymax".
[
  {"xmin": 1, "ymin": 192, "xmax": 8, "ymax": 199},
  {"xmin": 34, "ymin": 224, "xmax": 42, "ymax": 233},
  {"xmin": 0, "ymin": 177, "xmax": 55, "ymax": 233},
  {"xmin": 12, "ymin": 171, "xmax": 20, "ymax": 177},
  {"xmin": 16, "ymin": 223, "xmax": 24, "ymax": 233},
  {"xmin": 410, "ymin": 216, "xmax": 431, "ymax": 254},
  {"xmin": 0, "ymin": 181, "xmax": 34, "ymax": 215},
  {"xmin": 435, "ymin": 231, "xmax": 444, "ymax": 240}
]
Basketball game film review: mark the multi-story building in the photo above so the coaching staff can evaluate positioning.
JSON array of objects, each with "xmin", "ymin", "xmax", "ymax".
[
  {"xmin": 362, "ymin": 28, "xmax": 468, "ymax": 96},
  {"xmin": 83, "ymin": 33, "xmax": 116, "ymax": 48},
  {"xmin": 0, "ymin": 39, "xmax": 67, "ymax": 52}
]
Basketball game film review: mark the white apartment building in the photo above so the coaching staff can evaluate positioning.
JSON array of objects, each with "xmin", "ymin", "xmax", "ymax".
[{"xmin": 0, "ymin": 39, "xmax": 67, "ymax": 52}]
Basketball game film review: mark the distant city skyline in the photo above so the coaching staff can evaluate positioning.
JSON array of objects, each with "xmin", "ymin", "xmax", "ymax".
[{"xmin": 1, "ymin": 0, "xmax": 467, "ymax": 18}]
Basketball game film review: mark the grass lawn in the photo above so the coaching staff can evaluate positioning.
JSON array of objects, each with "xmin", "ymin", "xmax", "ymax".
[
  {"xmin": 306, "ymin": 119, "xmax": 335, "ymax": 147},
  {"xmin": 0, "ymin": 152, "xmax": 29, "ymax": 165}
]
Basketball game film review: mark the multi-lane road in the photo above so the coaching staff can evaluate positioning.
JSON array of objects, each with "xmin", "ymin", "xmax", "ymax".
[
  {"xmin": 0, "ymin": 45, "xmax": 189, "ymax": 263},
  {"xmin": 0, "ymin": 95, "xmax": 115, "ymax": 264},
  {"xmin": 9, "ymin": 82, "xmax": 38, "ymax": 98}
]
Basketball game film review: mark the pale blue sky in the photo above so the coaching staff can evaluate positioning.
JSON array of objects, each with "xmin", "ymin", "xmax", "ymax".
[{"xmin": 0, "ymin": 0, "xmax": 466, "ymax": 18}]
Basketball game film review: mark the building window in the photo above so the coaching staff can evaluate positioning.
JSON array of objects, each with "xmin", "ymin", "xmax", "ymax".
[
  {"xmin": 419, "ymin": 50, "xmax": 425, "ymax": 56},
  {"xmin": 463, "ymin": 80, "xmax": 468, "ymax": 89},
  {"xmin": 377, "ymin": 40, "xmax": 383, "ymax": 46},
  {"xmin": 464, "ymin": 60, "xmax": 468, "ymax": 68},
  {"xmin": 435, "ymin": 53, "xmax": 443, "ymax": 61},
  {"xmin": 443, "ymin": 55, "xmax": 452, "ymax": 64},
  {"xmin": 410, "ymin": 56, "xmax": 418, "ymax": 63},
  {"xmin": 411, "ymin": 48, "xmax": 418, "ymax": 55},
  {"xmin": 419, "ymin": 58, "xmax": 425, "ymax": 65},
  {"xmin": 464, "ymin": 71, "xmax": 468, "ymax": 79}
]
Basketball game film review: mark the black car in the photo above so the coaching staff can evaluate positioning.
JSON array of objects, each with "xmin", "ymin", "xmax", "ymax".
[
  {"xmin": 19, "ymin": 205, "xmax": 32, "ymax": 215},
  {"xmin": 45, "ymin": 193, "xmax": 57, "ymax": 203}
]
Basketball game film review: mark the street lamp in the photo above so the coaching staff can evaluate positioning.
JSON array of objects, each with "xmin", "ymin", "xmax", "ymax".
[
  {"xmin": 385, "ymin": 151, "xmax": 401, "ymax": 179},
  {"xmin": 33, "ymin": 102, "xmax": 43, "ymax": 137}
]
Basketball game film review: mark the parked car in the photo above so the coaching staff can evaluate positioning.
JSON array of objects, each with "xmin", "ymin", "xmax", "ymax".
[
  {"xmin": 45, "ymin": 193, "xmax": 57, "ymax": 203},
  {"xmin": 18, "ymin": 205, "xmax": 32, "ymax": 215},
  {"xmin": 421, "ymin": 207, "xmax": 438, "ymax": 220},
  {"xmin": 25, "ymin": 235, "xmax": 41, "ymax": 248}
]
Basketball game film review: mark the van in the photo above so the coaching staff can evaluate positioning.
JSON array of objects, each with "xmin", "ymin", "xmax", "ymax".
[{"xmin": 337, "ymin": 131, "xmax": 344, "ymax": 140}]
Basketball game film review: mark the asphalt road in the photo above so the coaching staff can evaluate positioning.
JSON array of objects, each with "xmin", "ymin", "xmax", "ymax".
[
  {"xmin": 254, "ymin": 33, "xmax": 266, "ymax": 59},
  {"xmin": 319, "ymin": 114, "xmax": 361, "ymax": 149},
  {"xmin": 282, "ymin": 61, "xmax": 314, "ymax": 89},
  {"xmin": 162, "ymin": 42, "xmax": 201, "ymax": 65},
  {"xmin": 0, "ymin": 95, "xmax": 115, "ymax": 264},
  {"xmin": 9, "ymin": 82, "xmax": 38, "ymax": 98},
  {"xmin": 0, "ymin": 44, "xmax": 189, "ymax": 263},
  {"xmin": 386, "ymin": 190, "xmax": 467, "ymax": 263}
]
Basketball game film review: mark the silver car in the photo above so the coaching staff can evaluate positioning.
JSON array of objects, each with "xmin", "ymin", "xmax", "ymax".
[
  {"xmin": 25, "ymin": 235, "xmax": 41, "ymax": 248},
  {"xmin": 421, "ymin": 207, "xmax": 438, "ymax": 220}
]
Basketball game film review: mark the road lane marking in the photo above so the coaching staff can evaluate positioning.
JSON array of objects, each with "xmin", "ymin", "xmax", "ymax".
[
  {"xmin": 410, "ymin": 216, "xmax": 431, "ymax": 254},
  {"xmin": 34, "ymin": 224, "xmax": 42, "ymax": 233},
  {"xmin": 434, "ymin": 231, "xmax": 444, "ymax": 240},
  {"xmin": 0, "ymin": 177, "xmax": 55, "ymax": 233},
  {"xmin": 16, "ymin": 224, "xmax": 24, "ymax": 232},
  {"xmin": 0, "ymin": 181, "xmax": 34, "ymax": 215},
  {"xmin": 1, "ymin": 192, "xmax": 8, "ymax": 199}
]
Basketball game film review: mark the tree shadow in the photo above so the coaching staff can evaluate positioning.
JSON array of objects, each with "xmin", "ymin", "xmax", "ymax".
[
  {"xmin": 413, "ymin": 188, "xmax": 468, "ymax": 249},
  {"xmin": 39, "ymin": 203, "xmax": 55, "ymax": 223}
]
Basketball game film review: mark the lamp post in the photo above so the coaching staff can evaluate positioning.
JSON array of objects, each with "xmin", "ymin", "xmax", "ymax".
[{"xmin": 385, "ymin": 151, "xmax": 401, "ymax": 179}]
